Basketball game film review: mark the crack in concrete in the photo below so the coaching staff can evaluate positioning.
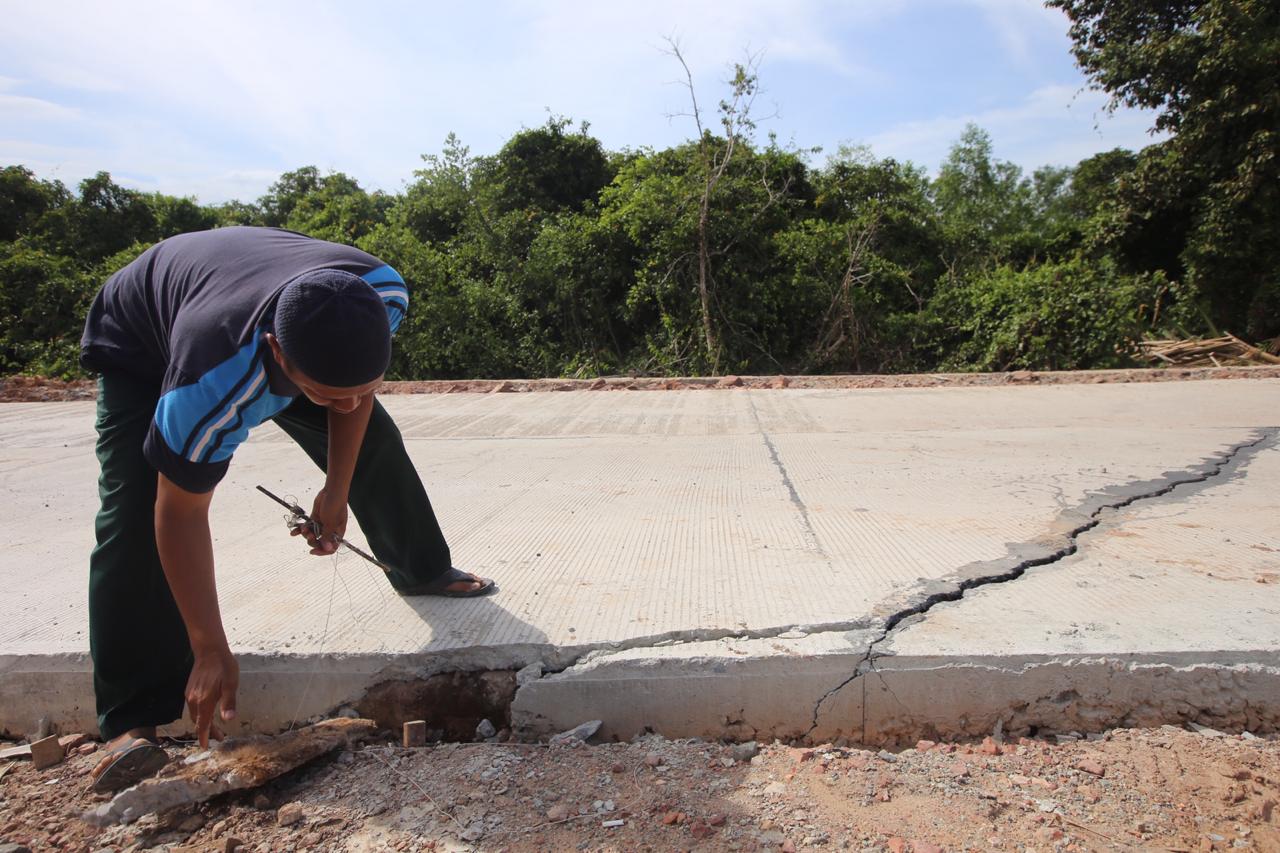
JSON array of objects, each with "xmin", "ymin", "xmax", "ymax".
[
  {"xmin": 803, "ymin": 427, "xmax": 1280, "ymax": 741},
  {"xmin": 745, "ymin": 394, "xmax": 828, "ymax": 558}
]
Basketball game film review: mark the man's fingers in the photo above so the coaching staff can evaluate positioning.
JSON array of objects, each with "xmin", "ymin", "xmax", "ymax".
[
  {"xmin": 196, "ymin": 700, "xmax": 211, "ymax": 749},
  {"xmin": 221, "ymin": 675, "xmax": 239, "ymax": 722}
]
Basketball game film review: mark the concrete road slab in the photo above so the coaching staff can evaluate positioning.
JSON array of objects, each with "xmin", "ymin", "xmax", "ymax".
[{"xmin": 1, "ymin": 380, "xmax": 1278, "ymax": 740}]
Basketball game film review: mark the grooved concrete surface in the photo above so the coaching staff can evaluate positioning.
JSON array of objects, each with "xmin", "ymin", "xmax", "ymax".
[{"xmin": 2, "ymin": 380, "xmax": 1279, "ymax": 740}]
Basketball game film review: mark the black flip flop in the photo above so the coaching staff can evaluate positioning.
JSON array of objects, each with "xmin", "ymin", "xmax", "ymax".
[
  {"xmin": 90, "ymin": 739, "xmax": 169, "ymax": 793},
  {"xmin": 398, "ymin": 567, "xmax": 496, "ymax": 598}
]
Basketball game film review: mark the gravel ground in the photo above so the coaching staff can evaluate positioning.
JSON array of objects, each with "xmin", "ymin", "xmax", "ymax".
[
  {"xmin": 4, "ymin": 366, "xmax": 1280, "ymax": 403},
  {"xmin": 2, "ymin": 724, "xmax": 1276, "ymax": 852}
]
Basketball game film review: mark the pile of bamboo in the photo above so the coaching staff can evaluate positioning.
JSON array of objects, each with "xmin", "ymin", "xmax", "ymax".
[{"xmin": 1135, "ymin": 333, "xmax": 1280, "ymax": 367}]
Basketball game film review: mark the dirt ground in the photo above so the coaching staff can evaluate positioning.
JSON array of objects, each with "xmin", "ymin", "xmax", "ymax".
[
  {"xmin": 1, "ymin": 724, "xmax": 1275, "ymax": 852},
  {"xmin": 4, "ymin": 365, "xmax": 1280, "ymax": 403}
]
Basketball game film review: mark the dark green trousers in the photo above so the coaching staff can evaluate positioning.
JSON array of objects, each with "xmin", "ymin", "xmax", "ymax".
[{"xmin": 90, "ymin": 371, "xmax": 452, "ymax": 739}]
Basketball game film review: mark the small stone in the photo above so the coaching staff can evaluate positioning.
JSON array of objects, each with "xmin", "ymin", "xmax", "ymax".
[
  {"xmin": 708, "ymin": 814, "xmax": 726, "ymax": 826},
  {"xmin": 1075, "ymin": 759, "xmax": 1106, "ymax": 777},
  {"xmin": 877, "ymin": 749, "xmax": 897, "ymax": 763},
  {"xmin": 277, "ymin": 802, "xmax": 304, "ymax": 826},
  {"xmin": 915, "ymin": 843, "xmax": 945, "ymax": 853},
  {"xmin": 950, "ymin": 760, "xmax": 970, "ymax": 778},
  {"xmin": 611, "ymin": 762, "xmax": 625, "ymax": 773},
  {"xmin": 644, "ymin": 752, "xmax": 663, "ymax": 767},
  {"xmin": 252, "ymin": 793, "xmax": 271, "ymax": 810},
  {"xmin": 718, "ymin": 375, "xmax": 743, "ymax": 387},
  {"xmin": 662, "ymin": 811, "xmax": 681, "ymax": 825},
  {"xmin": 475, "ymin": 719, "xmax": 497, "ymax": 740},
  {"xmin": 57, "ymin": 733, "xmax": 90, "ymax": 751},
  {"xmin": 461, "ymin": 820, "xmax": 485, "ymax": 841},
  {"xmin": 76, "ymin": 742, "xmax": 99, "ymax": 755},
  {"xmin": 781, "ymin": 840, "xmax": 797, "ymax": 853},
  {"xmin": 730, "ymin": 741, "xmax": 759, "ymax": 762},
  {"xmin": 549, "ymin": 720, "xmax": 602, "ymax": 745},
  {"xmin": 915, "ymin": 739, "xmax": 936, "ymax": 752},
  {"xmin": 764, "ymin": 781, "xmax": 788, "ymax": 795},
  {"xmin": 887, "ymin": 839, "xmax": 908, "ymax": 853},
  {"xmin": 403, "ymin": 720, "xmax": 427, "ymax": 748},
  {"xmin": 690, "ymin": 822, "xmax": 713, "ymax": 839},
  {"xmin": 547, "ymin": 804, "xmax": 570, "ymax": 821},
  {"xmin": 223, "ymin": 838, "xmax": 244, "ymax": 853},
  {"xmin": 1009, "ymin": 774, "xmax": 1031, "ymax": 786},
  {"xmin": 980, "ymin": 736, "xmax": 1001, "ymax": 756}
]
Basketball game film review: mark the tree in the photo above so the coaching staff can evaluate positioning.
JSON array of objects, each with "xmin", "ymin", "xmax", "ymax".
[
  {"xmin": 0, "ymin": 166, "xmax": 66, "ymax": 242},
  {"xmin": 145, "ymin": 193, "xmax": 219, "ymax": 239},
  {"xmin": 930, "ymin": 125, "xmax": 1038, "ymax": 267},
  {"xmin": 482, "ymin": 117, "xmax": 612, "ymax": 217},
  {"xmin": 1048, "ymin": 0, "xmax": 1280, "ymax": 338}
]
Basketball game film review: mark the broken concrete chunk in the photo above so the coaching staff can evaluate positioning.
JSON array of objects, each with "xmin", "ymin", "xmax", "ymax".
[
  {"xmin": 475, "ymin": 719, "xmax": 497, "ymax": 740},
  {"xmin": 29, "ymin": 735, "xmax": 63, "ymax": 770},
  {"xmin": 83, "ymin": 717, "xmax": 375, "ymax": 826},
  {"xmin": 403, "ymin": 720, "xmax": 427, "ymax": 748},
  {"xmin": 515, "ymin": 661, "xmax": 544, "ymax": 686},
  {"xmin": 549, "ymin": 719, "xmax": 602, "ymax": 745}
]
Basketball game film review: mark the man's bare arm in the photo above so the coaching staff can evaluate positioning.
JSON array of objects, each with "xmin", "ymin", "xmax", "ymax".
[{"xmin": 155, "ymin": 473, "xmax": 238, "ymax": 747}]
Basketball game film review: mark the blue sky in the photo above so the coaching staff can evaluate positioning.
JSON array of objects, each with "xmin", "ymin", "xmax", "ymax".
[{"xmin": 0, "ymin": 0, "xmax": 1163, "ymax": 204}]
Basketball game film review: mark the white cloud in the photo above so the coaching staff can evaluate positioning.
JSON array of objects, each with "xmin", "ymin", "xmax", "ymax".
[
  {"xmin": 863, "ymin": 84, "xmax": 1165, "ymax": 174},
  {"xmin": 0, "ymin": 0, "xmax": 1167, "ymax": 200},
  {"xmin": 0, "ymin": 92, "xmax": 81, "ymax": 122}
]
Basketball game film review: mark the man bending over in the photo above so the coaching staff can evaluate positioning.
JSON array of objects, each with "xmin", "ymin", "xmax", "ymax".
[{"xmin": 80, "ymin": 226, "xmax": 494, "ymax": 791}]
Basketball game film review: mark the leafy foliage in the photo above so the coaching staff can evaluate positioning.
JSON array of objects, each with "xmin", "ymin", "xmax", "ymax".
[
  {"xmin": 1048, "ymin": 0, "xmax": 1280, "ymax": 338},
  {"xmin": 2, "ymin": 15, "xmax": 1273, "ymax": 378}
]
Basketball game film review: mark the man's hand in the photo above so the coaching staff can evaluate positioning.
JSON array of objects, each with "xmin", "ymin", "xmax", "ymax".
[
  {"xmin": 292, "ymin": 488, "xmax": 349, "ymax": 555},
  {"xmin": 185, "ymin": 644, "xmax": 239, "ymax": 749}
]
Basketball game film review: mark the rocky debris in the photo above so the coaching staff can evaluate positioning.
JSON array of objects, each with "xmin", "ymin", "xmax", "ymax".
[
  {"xmin": 16, "ymin": 365, "xmax": 1280, "ymax": 403},
  {"xmin": 549, "ymin": 719, "xmax": 602, "ymax": 745},
  {"xmin": 83, "ymin": 717, "xmax": 376, "ymax": 826},
  {"xmin": 28, "ymin": 736, "xmax": 63, "ymax": 771},
  {"xmin": 0, "ymin": 724, "xmax": 1276, "ymax": 851},
  {"xmin": 475, "ymin": 719, "xmax": 497, "ymax": 740}
]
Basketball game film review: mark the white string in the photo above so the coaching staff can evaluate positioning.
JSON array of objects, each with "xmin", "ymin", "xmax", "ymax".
[
  {"xmin": 278, "ymin": 506, "xmax": 424, "ymax": 729},
  {"xmin": 286, "ymin": 542, "xmax": 339, "ymax": 732}
]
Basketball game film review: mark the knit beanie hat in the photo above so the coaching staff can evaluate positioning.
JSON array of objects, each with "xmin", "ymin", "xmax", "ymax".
[{"xmin": 274, "ymin": 269, "xmax": 391, "ymax": 387}]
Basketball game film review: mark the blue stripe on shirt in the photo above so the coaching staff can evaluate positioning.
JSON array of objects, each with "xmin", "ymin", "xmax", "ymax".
[
  {"xmin": 361, "ymin": 265, "xmax": 409, "ymax": 333},
  {"xmin": 154, "ymin": 338, "xmax": 295, "ymax": 465}
]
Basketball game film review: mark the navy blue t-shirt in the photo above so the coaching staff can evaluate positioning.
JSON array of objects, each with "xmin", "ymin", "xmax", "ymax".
[{"xmin": 80, "ymin": 226, "xmax": 407, "ymax": 493}]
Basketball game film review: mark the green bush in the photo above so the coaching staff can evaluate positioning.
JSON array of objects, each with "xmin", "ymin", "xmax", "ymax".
[{"xmin": 926, "ymin": 256, "xmax": 1200, "ymax": 372}]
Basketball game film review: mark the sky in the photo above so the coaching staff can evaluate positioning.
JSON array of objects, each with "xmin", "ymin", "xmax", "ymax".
[{"xmin": 0, "ymin": 0, "xmax": 1165, "ymax": 204}]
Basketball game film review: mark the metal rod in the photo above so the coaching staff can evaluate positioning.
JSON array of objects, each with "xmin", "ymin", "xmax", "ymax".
[{"xmin": 256, "ymin": 485, "xmax": 391, "ymax": 573}]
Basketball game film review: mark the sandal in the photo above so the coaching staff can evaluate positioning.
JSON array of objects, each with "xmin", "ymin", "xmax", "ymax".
[
  {"xmin": 397, "ymin": 567, "xmax": 496, "ymax": 598},
  {"xmin": 90, "ymin": 737, "xmax": 169, "ymax": 794}
]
